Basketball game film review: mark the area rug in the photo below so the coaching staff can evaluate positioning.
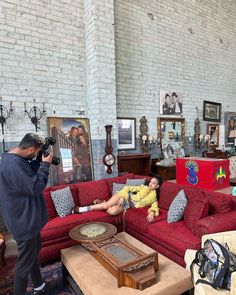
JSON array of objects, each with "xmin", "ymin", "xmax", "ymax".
[{"xmin": 0, "ymin": 256, "xmax": 77, "ymax": 295}]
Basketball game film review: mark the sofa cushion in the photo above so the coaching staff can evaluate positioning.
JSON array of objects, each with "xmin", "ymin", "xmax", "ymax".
[
  {"xmin": 51, "ymin": 186, "xmax": 75, "ymax": 217},
  {"xmin": 159, "ymin": 182, "xmax": 181, "ymax": 210},
  {"xmin": 125, "ymin": 207, "xmax": 167, "ymax": 233},
  {"xmin": 76, "ymin": 180, "xmax": 110, "ymax": 206},
  {"xmin": 167, "ymin": 190, "xmax": 188, "ymax": 223},
  {"xmin": 126, "ymin": 178, "xmax": 146, "ymax": 186},
  {"xmin": 201, "ymin": 190, "xmax": 232, "ymax": 214},
  {"xmin": 148, "ymin": 220, "xmax": 201, "ymax": 257},
  {"xmin": 41, "ymin": 214, "xmax": 89, "ymax": 241},
  {"xmin": 105, "ymin": 174, "xmax": 134, "ymax": 195},
  {"xmin": 81, "ymin": 210, "xmax": 121, "ymax": 225},
  {"xmin": 43, "ymin": 184, "xmax": 77, "ymax": 219},
  {"xmin": 112, "ymin": 183, "xmax": 126, "ymax": 195},
  {"xmin": 184, "ymin": 188, "xmax": 209, "ymax": 234}
]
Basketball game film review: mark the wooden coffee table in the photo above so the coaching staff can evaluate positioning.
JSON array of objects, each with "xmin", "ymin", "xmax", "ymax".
[{"xmin": 61, "ymin": 232, "xmax": 193, "ymax": 295}]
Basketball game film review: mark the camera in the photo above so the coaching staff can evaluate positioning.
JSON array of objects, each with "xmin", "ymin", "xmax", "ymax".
[{"xmin": 41, "ymin": 137, "xmax": 61, "ymax": 166}]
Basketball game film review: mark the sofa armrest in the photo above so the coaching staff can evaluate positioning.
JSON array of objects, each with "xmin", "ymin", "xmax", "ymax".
[{"xmin": 195, "ymin": 211, "xmax": 236, "ymax": 238}]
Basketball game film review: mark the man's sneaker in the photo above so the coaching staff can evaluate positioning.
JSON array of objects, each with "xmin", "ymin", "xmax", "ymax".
[{"xmin": 27, "ymin": 280, "xmax": 57, "ymax": 295}]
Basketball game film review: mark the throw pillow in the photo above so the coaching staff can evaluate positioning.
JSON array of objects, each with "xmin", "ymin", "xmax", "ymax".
[
  {"xmin": 50, "ymin": 186, "xmax": 75, "ymax": 217},
  {"xmin": 112, "ymin": 183, "xmax": 126, "ymax": 195},
  {"xmin": 126, "ymin": 178, "xmax": 146, "ymax": 186},
  {"xmin": 184, "ymin": 189, "xmax": 209, "ymax": 234},
  {"xmin": 167, "ymin": 190, "xmax": 188, "ymax": 223}
]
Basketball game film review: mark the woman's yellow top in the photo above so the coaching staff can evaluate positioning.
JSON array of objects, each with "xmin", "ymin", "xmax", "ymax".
[{"xmin": 118, "ymin": 185, "xmax": 159, "ymax": 216}]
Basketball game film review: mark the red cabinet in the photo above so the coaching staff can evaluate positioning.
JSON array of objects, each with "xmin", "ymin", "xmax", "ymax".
[{"xmin": 176, "ymin": 157, "xmax": 230, "ymax": 190}]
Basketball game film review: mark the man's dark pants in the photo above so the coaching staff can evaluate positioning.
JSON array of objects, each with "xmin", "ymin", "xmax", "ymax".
[{"xmin": 14, "ymin": 234, "xmax": 43, "ymax": 295}]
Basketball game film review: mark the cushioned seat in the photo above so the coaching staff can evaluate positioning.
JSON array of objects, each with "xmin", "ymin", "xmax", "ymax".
[{"xmin": 185, "ymin": 230, "xmax": 236, "ymax": 295}]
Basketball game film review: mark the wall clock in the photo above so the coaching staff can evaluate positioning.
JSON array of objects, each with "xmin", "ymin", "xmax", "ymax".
[{"xmin": 103, "ymin": 124, "xmax": 115, "ymax": 174}]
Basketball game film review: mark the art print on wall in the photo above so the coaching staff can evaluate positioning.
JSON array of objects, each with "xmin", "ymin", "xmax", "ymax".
[
  {"xmin": 203, "ymin": 101, "xmax": 221, "ymax": 122},
  {"xmin": 47, "ymin": 117, "xmax": 93, "ymax": 185},
  {"xmin": 224, "ymin": 112, "xmax": 236, "ymax": 146},
  {"xmin": 160, "ymin": 90, "xmax": 183, "ymax": 115},
  {"xmin": 117, "ymin": 118, "xmax": 136, "ymax": 150}
]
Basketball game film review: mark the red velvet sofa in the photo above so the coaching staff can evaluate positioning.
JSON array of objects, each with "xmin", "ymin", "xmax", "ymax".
[{"xmin": 41, "ymin": 174, "xmax": 236, "ymax": 267}]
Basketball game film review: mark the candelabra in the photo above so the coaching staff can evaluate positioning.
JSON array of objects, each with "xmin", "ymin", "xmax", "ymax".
[
  {"xmin": 0, "ymin": 96, "xmax": 14, "ymax": 152},
  {"xmin": 139, "ymin": 116, "xmax": 157, "ymax": 152},
  {"xmin": 24, "ymin": 99, "xmax": 46, "ymax": 132}
]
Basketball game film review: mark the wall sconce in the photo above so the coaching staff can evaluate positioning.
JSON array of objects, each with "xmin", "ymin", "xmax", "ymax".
[
  {"xmin": 139, "ymin": 116, "xmax": 156, "ymax": 152},
  {"xmin": 24, "ymin": 99, "xmax": 46, "ymax": 132},
  {"xmin": 0, "ymin": 96, "xmax": 14, "ymax": 151}
]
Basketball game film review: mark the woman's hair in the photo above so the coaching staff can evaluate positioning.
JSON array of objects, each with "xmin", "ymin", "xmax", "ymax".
[{"xmin": 148, "ymin": 176, "xmax": 163, "ymax": 201}]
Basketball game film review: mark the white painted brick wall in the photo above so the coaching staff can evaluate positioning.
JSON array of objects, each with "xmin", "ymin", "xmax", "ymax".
[
  {"xmin": 0, "ymin": 0, "xmax": 86, "ymax": 142},
  {"xmin": 114, "ymin": 0, "xmax": 236, "ymax": 139}
]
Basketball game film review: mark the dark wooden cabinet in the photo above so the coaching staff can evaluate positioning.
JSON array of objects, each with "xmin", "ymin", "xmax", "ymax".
[
  {"xmin": 151, "ymin": 163, "xmax": 176, "ymax": 181},
  {"xmin": 117, "ymin": 153, "xmax": 151, "ymax": 176}
]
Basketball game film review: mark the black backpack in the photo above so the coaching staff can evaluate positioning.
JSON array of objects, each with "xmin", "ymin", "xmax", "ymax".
[{"xmin": 190, "ymin": 238, "xmax": 236, "ymax": 290}]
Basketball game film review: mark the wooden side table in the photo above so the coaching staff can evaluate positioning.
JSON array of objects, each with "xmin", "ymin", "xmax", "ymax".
[
  {"xmin": 151, "ymin": 163, "xmax": 176, "ymax": 181},
  {"xmin": 0, "ymin": 233, "xmax": 6, "ymax": 265}
]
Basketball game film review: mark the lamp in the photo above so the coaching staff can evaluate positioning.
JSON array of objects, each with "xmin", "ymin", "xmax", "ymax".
[
  {"xmin": 0, "ymin": 96, "xmax": 14, "ymax": 151},
  {"xmin": 24, "ymin": 99, "xmax": 46, "ymax": 132},
  {"xmin": 229, "ymin": 130, "xmax": 236, "ymax": 151}
]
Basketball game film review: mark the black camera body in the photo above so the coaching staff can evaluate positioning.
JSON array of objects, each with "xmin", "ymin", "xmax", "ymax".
[{"xmin": 41, "ymin": 137, "xmax": 61, "ymax": 166}]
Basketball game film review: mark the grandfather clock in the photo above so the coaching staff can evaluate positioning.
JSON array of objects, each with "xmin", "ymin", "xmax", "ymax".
[{"xmin": 103, "ymin": 125, "xmax": 115, "ymax": 174}]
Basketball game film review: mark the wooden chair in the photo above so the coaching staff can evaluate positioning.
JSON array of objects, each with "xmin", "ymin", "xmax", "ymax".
[{"xmin": 0, "ymin": 233, "xmax": 6, "ymax": 265}]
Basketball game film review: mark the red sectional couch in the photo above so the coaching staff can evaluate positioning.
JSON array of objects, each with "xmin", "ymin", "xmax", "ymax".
[{"xmin": 41, "ymin": 174, "xmax": 236, "ymax": 267}]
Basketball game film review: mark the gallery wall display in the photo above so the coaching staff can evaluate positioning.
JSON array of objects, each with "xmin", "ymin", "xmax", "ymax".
[
  {"xmin": 224, "ymin": 112, "xmax": 236, "ymax": 146},
  {"xmin": 203, "ymin": 101, "xmax": 221, "ymax": 122},
  {"xmin": 47, "ymin": 117, "xmax": 93, "ymax": 185},
  {"xmin": 160, "ymin": 90, "xmax": 183, "ymax": 115},
  {"xmin": 117, "ymin": 118, "xmax": 136, "ymax": 150}
]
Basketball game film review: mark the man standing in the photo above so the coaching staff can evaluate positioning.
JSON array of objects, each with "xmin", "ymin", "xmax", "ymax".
[{"xmin": 0, "ymin": 133, "xmax": 56, "ymax": 295}]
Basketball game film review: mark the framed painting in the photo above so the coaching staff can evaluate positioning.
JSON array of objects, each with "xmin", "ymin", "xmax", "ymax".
[
  {"xmin": 203, "ymin": 101, "xmax": 221, "ymax": 122},
  {"xmin": 224, "ymin": 112, "xmax": 236, "ymax": 146},
  {"xmin": 117, "ymin": 118, "xmax": 136, "ymax": 150},
  {"xmin": 47, "ymin": 117, "xmax": 93, "ymax": 185},
  {"xmin": 160, "ymin": 90, "xmax": 183, "ymax": 115},
  {"xmin": 206, "ymin": 123, "xmax": 219, "ymax": 148}
]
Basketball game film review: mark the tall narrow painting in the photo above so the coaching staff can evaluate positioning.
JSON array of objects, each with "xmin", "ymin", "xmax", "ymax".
[{"xmin": 47, "ymin": 117, "xmax": 93, "ymax": 185}]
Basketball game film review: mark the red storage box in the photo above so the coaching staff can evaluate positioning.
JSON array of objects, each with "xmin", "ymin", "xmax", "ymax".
[{"xmin": 176, "ymin": 157, "xmax": 230, "ymax": 190}]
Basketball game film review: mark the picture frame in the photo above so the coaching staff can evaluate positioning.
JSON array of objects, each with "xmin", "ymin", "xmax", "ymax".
[
  {"xmin": 47, "ymin": 117, "xmax": 94, "ymax": 185},
  {"xmin": 203, "ymin": 101, "xmax": 221, "ymax": 122},
  {"xmin": 117, "ymin": 118, "xmax": 136, "ymax": 150},
  {"xmin": 224, "ymin": 112, "xmax": 236, "ymax": 146},
  {"xmin": 206, "ymin": 123, "xmax": 219, "ymax": 148},
  {"xmin": 160, "ymin": 90, "xmax": 183, "ymax": 116}
]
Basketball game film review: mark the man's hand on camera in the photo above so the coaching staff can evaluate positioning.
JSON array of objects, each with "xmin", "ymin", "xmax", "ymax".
[{"xmin": 42, "ymin": 147, "xmax": 53, "ymax": 164}]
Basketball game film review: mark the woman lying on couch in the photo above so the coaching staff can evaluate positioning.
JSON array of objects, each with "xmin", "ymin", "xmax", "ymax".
[{"xmin": 72, "ymin": 176, "xmax": 162, "ymax": 222}]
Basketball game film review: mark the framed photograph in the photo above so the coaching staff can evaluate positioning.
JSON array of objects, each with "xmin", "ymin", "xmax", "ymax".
[
  {"xmin": 206, "ymin": 123, "xmax": 219, "ymax": 148},
  {"xmin": 203, "ymin": 101, "xmax": 221, "ymax": 122},
  {"xmin": 160, "ymin": 90, "xmax": 183, "ymax": 115},
  {"xmin": 224, "ymin": 112, "xmax": 236, "ymax": 146},
  {"xmin": 47, "ymin": 117, "xmax": 93, "ymax": 185},
  {"xmin": 117, "ymin": 118, "xmax": 136, "ymax": 150}
]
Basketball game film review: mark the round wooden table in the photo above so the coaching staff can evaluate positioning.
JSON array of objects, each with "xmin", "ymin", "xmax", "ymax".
[{"xmin": 0, "ymin": 233, "xmax": 6, "ymax": 265}]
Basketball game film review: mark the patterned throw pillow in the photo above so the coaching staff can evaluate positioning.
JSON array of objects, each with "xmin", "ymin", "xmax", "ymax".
[
  {"xmin": 50, "ymin": 186, "xmax": 75, "ymax": 217},
  {"xmin": 112, "ymin": 183, "xmax": 126, "ymax": 195},
  {"xmin": 126, "ymin": 178, "xmax": 146, "ymax": 186},
  {"xmin": 167, "ymin": 190, "xmax": 188, "ymax": 223}
]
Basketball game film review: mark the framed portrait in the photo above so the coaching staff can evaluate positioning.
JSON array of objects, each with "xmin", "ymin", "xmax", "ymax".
[
  {"xmin": 47, "ymin": 117, "xmax": 94, "ymax": 185},
  {"xmin": 117, "ymin": 118, "xmax": 136, "ymax": 150},
  {"xmin": 206, "ymin": 123, "xmax": 219, "ymax": 148},
  {"xmin": 160, "ymin": 90, "xmax": 183, "ymax": 116},
  {"xmin": 224, "ymin": 112, "xmax": 236, "ymax": 146},
  {"xmin": 203, "ymin": 101, "xmax": 221, "ymax": 122}
]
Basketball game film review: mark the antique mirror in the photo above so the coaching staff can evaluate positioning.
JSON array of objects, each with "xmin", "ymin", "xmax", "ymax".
[
  {"xmin": 206, "ymin": 123, "xmax": 219, "ymax": 148},
  {"xmin": 157, "ymin": 117, "xmax": 185, "ymax": 159}
]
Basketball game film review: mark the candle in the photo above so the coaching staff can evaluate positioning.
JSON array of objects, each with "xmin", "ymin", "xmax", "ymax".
[
  {"xmin": 10, "ymin": 101, "xmax": 13, "ymax": 109},
  {"xmin": 24, "ymin": 102, "xmax": 26, "ymax": 110},
  {"xmin": 0, "ymin": 96, "xmax": 2, "ymax": 104}
]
